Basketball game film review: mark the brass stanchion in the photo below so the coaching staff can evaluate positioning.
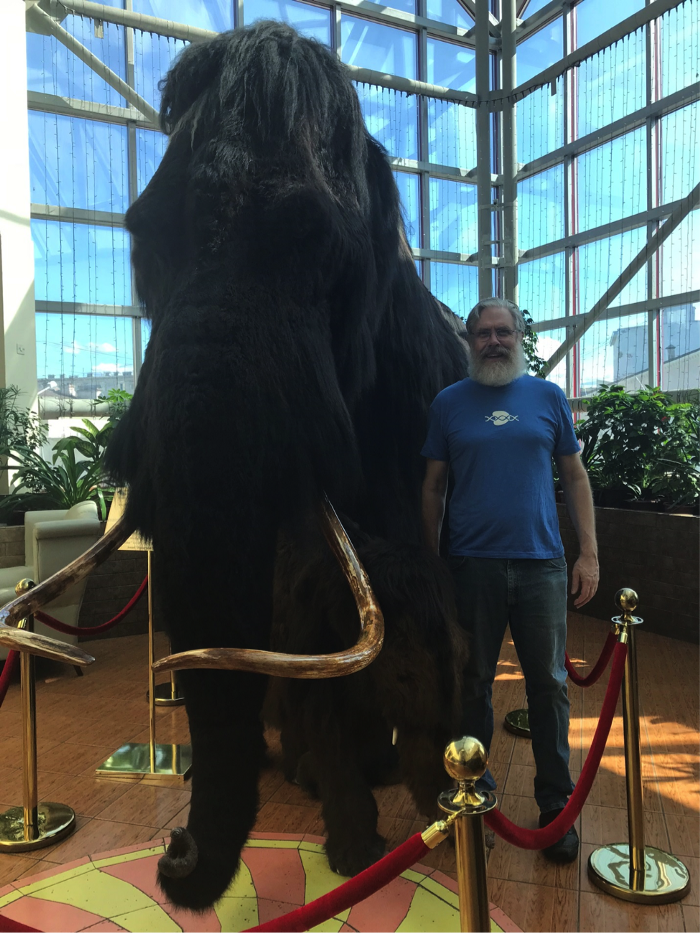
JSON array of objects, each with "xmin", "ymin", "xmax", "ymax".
[
  {"xmin": 438, "ymin": 737, "xmax": 496, "ymax": 933},
  {"xmin": 588, "ymin": 588, "xmax": 690, "ymax": 903},
  {"xmin": 0, "ymin": 580, "xmax": 92, "ymax": 851},
  {"xmin": 96, "ymin": 493, "xmax": 191, "ymax": 785}
]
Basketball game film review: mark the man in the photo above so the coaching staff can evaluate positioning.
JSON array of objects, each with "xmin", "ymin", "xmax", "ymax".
[{"xmin": 421, "ymin": 297, "xmax": 598, "ymax": 863}]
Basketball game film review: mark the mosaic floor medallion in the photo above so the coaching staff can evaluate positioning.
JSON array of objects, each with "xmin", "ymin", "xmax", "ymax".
[{"xmin": 0, "ymin": 833, "xmax": 521, "ymax": 932}]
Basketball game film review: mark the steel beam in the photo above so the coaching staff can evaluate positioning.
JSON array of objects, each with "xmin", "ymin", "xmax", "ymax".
[
  {"xmin": 411, "ymin": 247, "xmax": 480, "ymax": 264},
  {"xmin": 350, "ymin": 66, "xmax": 477, "ymax": 104},
  {"xmin": 519, "ymin": 195, "xmax": 699, "ymax": 263},
  {"xmin": 501, "ymin": 0, "xmax": 518, "ymax": 303},
  {"xmin": 27, "ymin": 90, "xmax": 156, "ymax": 127},
  {"xmin": 460, "ymin": 0, "xmax": 501, "ymax": 37},
  {"xmin": 31, "ymin": 204, "xmax": 126, "ymax": 227},
  {"xmin": 531, "ymin": 290, "xmax": 700, "ymax": 332},
  {"xmin": 475, "ymin": 0, "xmax": 493, "ymax": 297},
  {"xmin": 489, "ymin": 0, "xmax": 685, "ymax": 108},
  {"xmin": 517, "ymin": 82, "xmax": 700, "ymax": 180},
  {"xmin": 27, "ymin": 5, "xmax": 159, "ymax": 125},
  {"xmin": 542, "ymin": 180, "xmax": 700, "ymax": 375},
  {"xmin": 50, "ymin": 0, "xmax": 484, "ymax": 46},
  {"xmin": 515, "ymin": 0, "xmax": 568, "ymax": 44},
  {"xmin": 35, "ymin": 300, "xmax": 143, "ymax": 317}
]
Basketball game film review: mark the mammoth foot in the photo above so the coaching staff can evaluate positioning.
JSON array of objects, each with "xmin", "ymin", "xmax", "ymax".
[
  {"xmin": 325, "ymin": 832, "xmax": 386, "ymax": 877},
  {"xmin": 158, "ymin": 827, "xmax": 238, "ymax": 912}
]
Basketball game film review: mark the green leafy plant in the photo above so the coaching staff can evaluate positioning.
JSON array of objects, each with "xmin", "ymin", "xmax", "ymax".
[
  {"xmin": 520, "ymin": 308, "xmax": 547, "ymax": 377},
  {"xmin": 0, "ymin": 388, "xmax": 132, "ymax": 522},
  {"xmin": 575, "ymin": 384, "xmax": 699, "ymax": 509}
]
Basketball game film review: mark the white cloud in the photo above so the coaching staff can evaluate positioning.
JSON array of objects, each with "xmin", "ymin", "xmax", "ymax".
[
  {"xmin": 91, "ymin": 363, "xmax": 131, "ymax": 374},
  {"xmin": 92, "ymin": 342, "xmax": 117, "ymax": 354}
]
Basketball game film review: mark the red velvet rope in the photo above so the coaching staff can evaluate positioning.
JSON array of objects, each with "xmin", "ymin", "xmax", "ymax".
[
  {"xmin": 34, "ymin": 577, "xmax": 148, "ymax": 638},
  {"xmin": 486, "ymin": 640, "xmax": 627, "ymax": 849},
  {"xmin": 244, "ymin": 831, "xmax": 429, "ymax": 933},
  {"xmin": 0, "ymin": 651, "xmax": 19, "ymax": 709},
  {"xmin": 564, "ymin": 631, "xmax": 617, "ymax": 687}
]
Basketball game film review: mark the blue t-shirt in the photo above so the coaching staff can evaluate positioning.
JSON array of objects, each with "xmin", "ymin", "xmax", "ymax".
[{"xmin": 421, "ymin": 375, "xmax": 579, "ymax": 559}]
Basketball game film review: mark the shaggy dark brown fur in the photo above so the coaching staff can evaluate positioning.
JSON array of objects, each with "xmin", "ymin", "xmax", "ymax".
[{"xmin": 105, "ymin": 20, "xmax": 469, "ymax": 910}]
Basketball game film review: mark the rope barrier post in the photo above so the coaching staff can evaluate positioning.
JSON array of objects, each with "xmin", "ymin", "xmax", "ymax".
[
  {"xmin": 95, "ymin": 492, "xmax": 192, "ymax": 784},
  {"xmin": 438, "ymin": 737, "xmax": 496, "ymax": 932},
  {"xmin": 0, "ymin": 580, "xmax": 82, "ymax": 851},
  {"xmin": 503, "ymin": 708, "xmax": 530, "ymax": 738},
  {"xmin": 588, "ymin": 588, "xmax": 690, "ymax": 903}
]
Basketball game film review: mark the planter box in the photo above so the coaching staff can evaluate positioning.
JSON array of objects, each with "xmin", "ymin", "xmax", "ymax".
[{"xmin": 557, "ymin": 504, "xmax": 699, "ymax": 644}]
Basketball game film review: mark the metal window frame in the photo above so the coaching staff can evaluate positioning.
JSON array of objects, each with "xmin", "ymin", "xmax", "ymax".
[{"xmin": 25, "ymin": 0, "xmax": 699, "ymax": 401}]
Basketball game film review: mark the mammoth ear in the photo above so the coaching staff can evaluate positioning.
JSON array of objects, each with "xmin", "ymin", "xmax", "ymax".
[{"xmin": 159, "ymin": 34, "xmax": 229, "ymax": 134}]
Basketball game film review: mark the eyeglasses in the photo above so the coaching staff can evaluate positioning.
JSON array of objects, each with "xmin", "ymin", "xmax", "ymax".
[{"xmin": 470, "ymin": 328, "xmax": 519, "ymax": 341}]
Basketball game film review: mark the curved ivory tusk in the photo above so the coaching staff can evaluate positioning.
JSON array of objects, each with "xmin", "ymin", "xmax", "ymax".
[
  {"xmin": 0, "ymin": 518, "xmax": 132, "ymax": 630},
  {"xmin": 152, "ymin": 498, "xmax": 384, "ymax": 678},
  {"xmin": 0, "ymin": 625, "xmax": 95, "ymax": 666}
]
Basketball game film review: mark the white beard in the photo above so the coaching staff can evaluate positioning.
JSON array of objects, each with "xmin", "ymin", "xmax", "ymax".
[{"xmin": 466, "ymin": 342, "xmax": 528, "ymax": 387}]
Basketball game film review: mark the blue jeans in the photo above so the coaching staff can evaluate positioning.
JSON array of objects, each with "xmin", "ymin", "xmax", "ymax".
[{"xmin": 450, "ymin": 556, "xmax": 575, "ymax": 813}]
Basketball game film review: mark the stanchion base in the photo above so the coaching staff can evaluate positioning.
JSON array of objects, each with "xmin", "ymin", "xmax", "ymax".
[
  {"xmin": 589, "ymin": 844, "xmax": 690, "ymax": 904},
  {"xmin": 95, "ymin": 742, "xmax": 192, "ymax": 785},
  {"xmin": 0, "ymin": 802, "xmax": 76, "ymax": 852},
  {"xmin": 148, "ymin": 682, "xmax": 185, "ymax": 707},
  {"xmin": 504, "ymin": 708, "xmax": 531, "ymax": 738}
]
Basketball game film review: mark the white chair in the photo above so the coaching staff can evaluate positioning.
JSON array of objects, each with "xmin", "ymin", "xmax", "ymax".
[{"xmin": 0, "ymin": 501, "xmax": 102, "ymax": 658}]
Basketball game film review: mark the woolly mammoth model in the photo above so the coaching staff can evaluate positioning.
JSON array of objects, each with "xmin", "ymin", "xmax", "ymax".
[{"xmin": 106, "ymin": 21, "xmax": 469, "ymax": 911}]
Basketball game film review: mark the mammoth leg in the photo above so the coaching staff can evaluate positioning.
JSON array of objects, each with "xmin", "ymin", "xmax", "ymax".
[
  {"xmin": 158, "ymin": 669, "xmax": 268, "ymax": 910},
  {"xmin": 304, "ymin": 705, "xmax": 385, "ymax": 876}
]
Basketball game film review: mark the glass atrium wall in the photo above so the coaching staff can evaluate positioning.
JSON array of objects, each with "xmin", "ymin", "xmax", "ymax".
[{"xmin": 25, "ymin": 0, "xmax": 699, "ymax": 416}]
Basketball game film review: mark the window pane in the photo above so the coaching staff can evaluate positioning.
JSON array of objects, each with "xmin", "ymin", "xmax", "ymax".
[
  {"xmin": 428, "ymin": 100, "xmax": 476, "ymax": 169},
  {"xmin": 426, "ymin": 39, "xmax": 475, "ymax": 92},
  {"xmin": 32, "ymin": 220, "xmax": 131, "ymax": 306},
  {"xmin": 394, "ymin": 171, "xmax": 421, "ymax": 250},
  {"xmin": 517, "ymin": 19, "xmax": 563, "ymax": 85},
  {"xmin": 341, "ymin": 17, "xmax": 417, "ymax": 80},
  {"xmin": 29, "ymin": 113, "xmax": 128, "ymax": 213},
  {"xmin": 27, "ymin": 19, "xmax": 127, "ymax": 107},
  {"xmin": 429, "ymin": 178, "xmax": 477, "ymax": 254},
  {"xmin": 141, "ymin": 318, "xmax": 152, "ymax": 362},
  {"xmin": 355, "ymin": 85, "xmax": 418, "ymax": 160},
  {"xmin": 578, "ymin": 227, "xmax": 647, "ymax": 313},
  {"xmin": 580, "ymin": 313, "xmax": 648, "ymax": 392},
  {"xmin": 430, "ymin": 262, "xmax": 478, "ymax": 318},
  {"xmin": 536, "ymin": 327, "xmax": 567, "ymax": 391},
  {"xmin": 134, "ymin": 31, "xmax": 188, "ymax": 110},
  {"xmin": 660, "ymin": 0, "xmax": 700, "ymax": 98},
  {"xmin": 136, "ymin": 128, "xmax": 168, "ymax": 195},
  {"xmin": 522, "ymin": 0, "xmax": 560, "ymax": 15},
  {"xmin": 660, "ymin": 102, "xmax": 699, "ymax": 206},
  {"xmin": 517, "ymin": 83, "xmax": 563, "ymax": 164},
  {"xmin": 135, "ymin": 0, "xmax": 233, "ymax": 31},
  {"xmin": 426, "ymin": 0, "xmax": 473, "ymax": 30},
  {"xmin": 245, "ymin": 0, "xmax": 332, "ymax": 43},
  {"xmin": 577, "ymin": 29, "xmax": 646, "ymax": 137},
  {"xmin": 518, "ymin": 253, "xmax": 566, "ymax": 323},
  {"xmin": 660, "ymin": 303, "xmax": 700, "ymax": 392},
  {"xmin": 517, "ymin": 165, "xmax": 565, "ymax": 251},
  {"xmin": 577, "ymin": 128, "xmax": 646, "ymax": 233},
  {"xmin": 36, "ymin": 313, "xmax": 135, "ymax": 398},
  {"xmin": 575, "ymin": 0, "xmax": 643, "ymax": 48},
  {"xmin": 660, "ymin": 212, "xmax": 700, "ymax": 298}
]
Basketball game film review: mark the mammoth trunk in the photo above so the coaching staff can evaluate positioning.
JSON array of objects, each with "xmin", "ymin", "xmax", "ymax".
[{"xmin": 158, "ymin": 670, "xmax": 269, "ymax": 910}]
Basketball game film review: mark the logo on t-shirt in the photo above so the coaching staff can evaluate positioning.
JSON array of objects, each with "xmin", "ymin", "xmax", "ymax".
[{"xmin": 485, "ymin": 410, "xmax": 519, "ymax": 426}]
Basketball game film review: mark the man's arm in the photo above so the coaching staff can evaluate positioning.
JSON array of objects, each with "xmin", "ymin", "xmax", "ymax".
[
  {"xmin": 556, "ymin": 452, "xmax": 599, "ymax": 608},
  {"xmin": 422, "ymin": 459, "xmax": 449, "ymax": 555}
]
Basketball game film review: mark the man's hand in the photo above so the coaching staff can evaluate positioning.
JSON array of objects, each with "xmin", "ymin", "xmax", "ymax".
[{"xmin": 571, "ymin": 553, "xmax": 599, "ymax": 607}]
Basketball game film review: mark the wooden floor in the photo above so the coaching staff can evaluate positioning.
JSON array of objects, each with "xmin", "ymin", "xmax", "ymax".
[{"xmin": 0, "ymin": 614, "xmax": 697, "ymax": 933}]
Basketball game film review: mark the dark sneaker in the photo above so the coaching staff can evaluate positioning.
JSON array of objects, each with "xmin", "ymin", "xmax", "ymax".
[{"xmin": 539, "ymin": 807, "xmax": 579, "ymax": 863}]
